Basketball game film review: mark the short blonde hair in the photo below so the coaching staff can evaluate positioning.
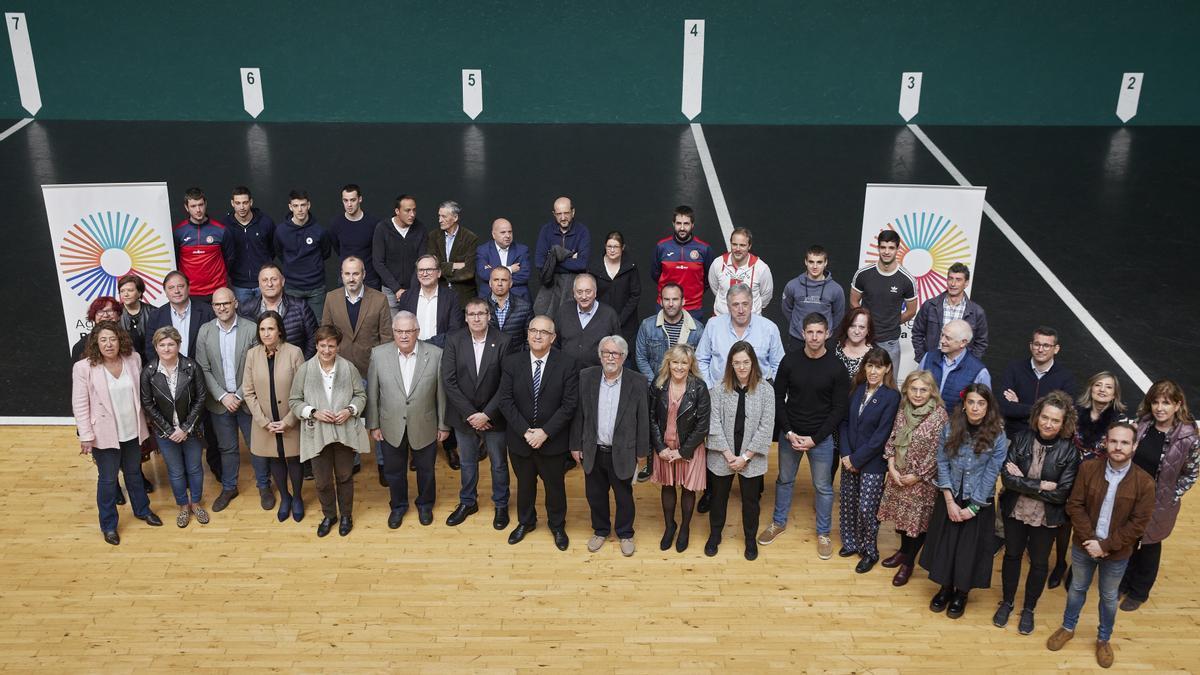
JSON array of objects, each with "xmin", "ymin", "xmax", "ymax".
[
  {"xmin": 655, "ymin": 344, "xmax": 700, "ymax": 388},
  {"xmin": 901, "ymin": 370, "xmax": 944, "ymax": 410},
  {"xmin": 152, "ymin": 326, "xmax": 182, "ymax": 347}
]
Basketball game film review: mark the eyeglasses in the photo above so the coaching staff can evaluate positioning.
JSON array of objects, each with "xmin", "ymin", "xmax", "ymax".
[
  {"xmin": 416, "ymin": 268, "xmax": 438, "ymax": 275},
  {"xmin": 528, "ymin": 328, "xmax": 554, "ymax": 337},
  {"xmin": 1030, "ymin": 342, "xmax": 1057, "ymax": 351},
  {"xmin": 212, "ymin": 302, "xmax": 234, "ymax": 308},
  {"xmin": 465, "ymin": 311, "xmax": 489, "ymax": 318},
  {"xmin": 393, "ymin": 329, "xmax": 419, "ymax": 335},
  {"xmin": 600, "ymin": 350, "xmax": 623, "ymax": 358}
]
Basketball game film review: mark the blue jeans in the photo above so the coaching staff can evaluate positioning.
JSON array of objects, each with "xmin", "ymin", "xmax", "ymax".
[
  {"xmin": 158, "ymin": 435, "xmax": 205, "ymax": 506},
  {"xmin": 285, "ymin": 286, "xmax": 325, "ymax": 323},
  {"xmin": 211, "ymin": 407, "xmax": 269, "ymax": 489},
  {"xmin": 93, "ymin": 439, "xmax": 151, "ymax": 532},
  {"xmin": 1062, "ymin": 545, "xmax": 1129, "ymax": 641},
  {"xmin": 232, "ymin": 286, "xmax": 261, "ymax": 308},
  {"xmin": 772, "ymin": 434, "xmax": 835, "ymax": 534},
  {"xmin": 454, "ymin": 425, "xmax": 509, "ymax": 508}
]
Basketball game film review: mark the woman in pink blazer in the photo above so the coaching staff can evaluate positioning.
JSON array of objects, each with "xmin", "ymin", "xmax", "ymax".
[{"xmin": 71, "ymin": 321, "xmax": 163, "ymax": 545}]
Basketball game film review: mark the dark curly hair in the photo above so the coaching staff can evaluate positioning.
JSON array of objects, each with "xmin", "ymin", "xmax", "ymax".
[
  {"xmin": 945, "ymin": 384, "xmax": 1004, "ymax": 457},
  {"xmin": 83, "ymin": 320, "xmax": 134, "ymax": 365},
  {"xmin": 1028, "ymin": 390, "xmax": 1078, "ymax": 440}
]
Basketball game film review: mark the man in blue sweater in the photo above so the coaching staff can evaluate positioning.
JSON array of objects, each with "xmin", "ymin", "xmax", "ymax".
[
  {"xmin": 918, "ymin": 319, "xmax": 991, "ymax": 413},
  {"xmin": 224, "ymin": 186, "xmax": 276, "ymax": 308},
  {"xmin": 329, "ymin": 184, "xmax": 379, "ymax": 290},
  {"xmin": 275, "ymin": 189, "xmax": 332, "ymax": 321},
  {"xmin": 996, "ymin": 326, "xmax": 1077, "ymax": 439},
  {"xmin": 533, "ymin": 196, "xmax": 590, "ymax": 317}
]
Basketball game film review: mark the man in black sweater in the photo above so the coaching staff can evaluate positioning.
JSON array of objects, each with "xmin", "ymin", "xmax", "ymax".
[
  {"xmin": 759, "ymin": 312, "xmax": 849, "ymax": 560},
  {"xmin": 554, "ymin": 273, "xmax": 620, "ymax": 368},
  {"xmin": 997, "ymin": 326, "xmax": 1077, "ymax": 440}
]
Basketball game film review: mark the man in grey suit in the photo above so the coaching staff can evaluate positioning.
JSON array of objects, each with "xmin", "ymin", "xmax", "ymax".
[
  {"xmin": 367, "ymin": 311, "xmax": 449, "ymax": 528},
  {"xmin": 571, "ymin": 335, "xmax": 649, "ymax": 556},
  {"xmin": 196, "ymin": 287, "xmax": 271, "ymax": 511}
]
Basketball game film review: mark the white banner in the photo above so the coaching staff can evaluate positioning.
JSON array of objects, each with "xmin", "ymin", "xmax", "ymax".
[
  {"xmin": 859, "ymin": 183, "xmax": 986, "ymax": 376},
  {"xmin": 43, "ymin": 182, "xmax": 176, "ymax": 355}
]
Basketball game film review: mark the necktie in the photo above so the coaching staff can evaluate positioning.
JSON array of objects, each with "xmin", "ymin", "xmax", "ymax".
[{"xmin": 532, "ymin": 359, "xmax": 543, "ymax": 420}]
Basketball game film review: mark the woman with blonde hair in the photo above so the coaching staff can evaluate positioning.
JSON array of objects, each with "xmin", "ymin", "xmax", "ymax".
[
  {"xmin": 650, "ymin": 344, "xmax": 711, "ymax": 553},
  {"xmin": 877, "ymin": 369, "xmax": 949, "ymax": 586}
]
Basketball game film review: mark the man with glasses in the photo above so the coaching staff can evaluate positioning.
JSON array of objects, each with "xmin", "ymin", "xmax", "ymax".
[
  {"xmin": 442, "ymin": 298, "xmax": 513, "ymax": 529},
  {"xmin": 996, "ymin": 326, "xmax": 1077, "ymax": 440},
  {"xmin": 533, "ymin": 196, "xmax": 591, "ymax": 317},
  {"xmin": 499, "ymin": 316, "xmax": 579, "ymax": 550}
]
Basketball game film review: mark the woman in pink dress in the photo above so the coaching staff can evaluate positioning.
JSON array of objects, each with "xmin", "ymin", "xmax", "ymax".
[{"xmin": 650, "ymin": 344, "xmax": 711, "ymax": 553}]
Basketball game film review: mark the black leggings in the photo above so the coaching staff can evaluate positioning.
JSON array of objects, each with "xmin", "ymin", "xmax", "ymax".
[
  {"xmin": 269, "ymin": 456, "xmax": 303, "ymax": 500},
  {"xmin": 1001, "ymin": 517, "xmax": 1057, "ymax": 609},
  {"xmin": 662, "ymin": 486, "xmax": 697, "ymax": 532},
  {"xmin": 1052, "ymin": 524, "xmax": 1071, "ymax": 568},
  {"xmin": 899, "ymin": 531, "xmax": 926, "ymax": 558}
]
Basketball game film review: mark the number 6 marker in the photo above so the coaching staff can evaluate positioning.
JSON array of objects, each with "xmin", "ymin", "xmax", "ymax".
[{"xmin": 241, "ymin": 68, "xmax": 263, "ymax": 119}]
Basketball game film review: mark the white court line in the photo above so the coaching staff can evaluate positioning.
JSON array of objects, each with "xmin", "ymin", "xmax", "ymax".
[
  {"xmin": 0, "ymin": 117, "xmax": 33, "ymax": 143},
  {"xmin": 690, "ymin": 123, "xmax": 735, "ymax": 244},
  {"xmin": 0, "ymin": 417, "xmax": 74, "ymax": 425},
  {"xmin": 907, "ymin": 123, "xmax": 1153, "ymax": 393}
]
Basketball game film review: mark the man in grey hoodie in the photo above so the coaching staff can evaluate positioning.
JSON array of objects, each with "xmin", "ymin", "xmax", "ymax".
[{"xmin": 781, "ymin": 245, "xmax": 846, "ymax": 352}]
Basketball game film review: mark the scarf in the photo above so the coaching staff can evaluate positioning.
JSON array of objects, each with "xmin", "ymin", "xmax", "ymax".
[{"xmin": 893, "ymin": 399, "xmax": 937, "ymax": 471}]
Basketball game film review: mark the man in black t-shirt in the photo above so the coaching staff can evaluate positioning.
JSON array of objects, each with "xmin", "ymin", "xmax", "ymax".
[{"xmin": 850, "ymin": 229, "xmax": 917, "ymax": 369}]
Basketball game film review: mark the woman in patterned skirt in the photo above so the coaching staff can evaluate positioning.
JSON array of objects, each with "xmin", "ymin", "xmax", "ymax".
[
  {"xmin": 650, "ymin": 344, "xmax": 711, "ymax": 553},
  {"xmin": 877, "ymin": 370, "xmax": 949, "ymax": 586}
]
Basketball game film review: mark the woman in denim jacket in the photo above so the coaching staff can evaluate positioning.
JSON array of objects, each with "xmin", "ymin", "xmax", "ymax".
[{"xmin": 920, "ymin": 383, "xmax": 1007, "ymax": 620}]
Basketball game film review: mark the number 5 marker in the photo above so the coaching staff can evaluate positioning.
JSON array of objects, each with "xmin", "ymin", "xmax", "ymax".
[{"xmin": 463, "ymin": 69, "xmax": 483, "ymax": 120}]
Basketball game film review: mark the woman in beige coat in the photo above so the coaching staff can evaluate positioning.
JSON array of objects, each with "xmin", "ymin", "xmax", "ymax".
[
  {"xmin": 242, "ymin": 311, "xmax": 305, "ymax": 523},
  {"xmin": 289, "ymin": 325, "xmax": 369, "ymax": 538}
]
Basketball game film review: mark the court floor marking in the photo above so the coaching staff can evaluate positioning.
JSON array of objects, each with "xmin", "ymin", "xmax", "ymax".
[
  {"xmin": 690, "ymin": 123, "xmax": 735, "ymax": 244},
  {"xmin": 908, "ymin": 123, "xmax": 1153, "ymax": 393},
  {"xmin": 0, "ymin": 117, "xmax": 34, "ymax": 143},
  {"xmin": 0, "ymin": 417, "xmax": 73, "ymax": 425}
]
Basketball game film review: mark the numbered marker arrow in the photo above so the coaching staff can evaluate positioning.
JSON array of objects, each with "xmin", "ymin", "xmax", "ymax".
[
  {"xmin": 6, "ymin": 13, "xmax": 42, "ymax": 115},
  {"xmin": 898, "ymin": 72, "xmax": 922, "ymax": 122},
  {"xmin": 241, "ymin": 67, "xmax": 264, "ymax": 118},
  {"xmin": 462, "ymin": 69, "xmax": 483, "ymax": 120},
  {"xmin": 681, "ymin": 19, "xmax": 705, "ymax": 120},
  {"xmin": 1116, "ymin": 72, "xmax": 1143, "ymax": 123}
]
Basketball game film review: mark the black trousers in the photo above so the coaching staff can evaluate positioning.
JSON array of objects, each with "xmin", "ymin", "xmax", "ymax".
[
  {"xmin": 1121, "ymin": 540, "xmax": 1163, "ymax": 602},
  {"xmin": 381, "ymin": 433, "xmax": 436, "ymax": 512},
  {"xmin": 510, "ymin": 450, "xmax": 567, "ymax": 530},
  {"xmin": 708, "ymin": 471, "xmax": 764, "ymax": 544},
  {"xmin": 312, "ymin": 443, "xmax": 356, "ymax": 518},
  {"xmin": 1001, "ymin": 516, "xmax": 1058, "ymax": 609},
  {"xmin": 203, "ymin": 414, "xmax": 220, "ymax": 479},
  {"xmin": 584, "ymin": 450, "xmax": 635, "ymax": 539}
]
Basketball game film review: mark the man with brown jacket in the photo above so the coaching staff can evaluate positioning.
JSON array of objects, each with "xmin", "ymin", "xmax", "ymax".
[{"xmin": 1046, "ymin": 421, "xmax": 1154, "ymax": 668}]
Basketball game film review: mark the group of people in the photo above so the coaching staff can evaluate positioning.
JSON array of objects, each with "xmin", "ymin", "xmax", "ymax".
[{"xmin": 68, "ymin": 187, "xmax": 1197, "ymax": 669}]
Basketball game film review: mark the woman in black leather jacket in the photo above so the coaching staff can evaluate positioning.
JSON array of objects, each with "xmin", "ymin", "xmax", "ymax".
[
  {"xmin": 994, "ymin": 390, "xmax": 1080, "ymax": 635},
  {"xmin": 649, "ymin": 344, "xmax": 711, "ymax": 553},
  {"xmin": 141, "ymin": 326, "xmax": 208, "ymax": 528}
]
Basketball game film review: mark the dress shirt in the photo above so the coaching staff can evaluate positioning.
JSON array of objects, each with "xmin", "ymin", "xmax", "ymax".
[
  {"xmin": 495, "ymin": 244, "xmax": 509, "ymax": 267},
  {"xmin": 1031, "ymin": 358, "xmax": 1054, "ymax": 380},
  {"xmin": 942, "ymin": 295, "xmax": 967, "ymax": 325},
  {"xmin": 345, "ymin": 285, "xmax": 364, "ymax": 304},
  {"xmin": 169, "ymin": 302, "xmax": 192, "ymax": 356},
  {"xmin": 444, "ymin": 227, "xmax": 458, "ymax": 260},
  {"xmin": 397, "ymin": 345, "xmax": 419, "ymax": 396},
  {"xmin": 1095, "ymin": 460, "xmax": 1132, "ymax": 540},
  {"xmin": 577, "ymin": 302, "xmax": 597, "ymax": 330},
  {"xmin": 471, "ymin": 333, "xmax": 487, "ymax": 372},
  {"xmin": 217, "ymin": 319, "xmax": 239, "ymax": 395},
  {"xmin": 597, "ymin": 372, "xmax": 622, "ymax": 446},
  {"xmin": 529, "ymin": 350, "xmax": 549, "ymax": 390},
  {"xmin": 492, "ymin": 294, "xmax": 510, "ymax": 328},
  {"xmin": 416, "ymin": 288, "xmax": 439, "ymax": 341}
]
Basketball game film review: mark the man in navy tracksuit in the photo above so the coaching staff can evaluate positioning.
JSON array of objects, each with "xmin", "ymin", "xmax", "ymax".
[
  {"xmin": 996, "ymin": 326, "xmax": 1077, "ymax": 440},
  {"xmin": 275, "ymin": 189, "xmax": 332, "ymax": 321},
  {"xmin": 224, "ymin": 186, "xmax": 276, "ymax": 308}
]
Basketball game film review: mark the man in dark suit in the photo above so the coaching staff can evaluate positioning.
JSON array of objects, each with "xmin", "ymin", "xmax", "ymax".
[
  {"xmin": 499, "ymin": 315, "xmax": 579, "ymax": 550},
  {"xmin": 571, "ymin": 335, "xmax": 649, "ymax": 557},
  {"xmin": 428, "ymin": 200, "xmax": 480, "ymax": 310},
  {"xmin": 486, "ymin": 266, "xmax": 531, "ymax": 353},
  {"xmin": 475, "ymin": 217, "xmax": 531, "ymax": 301},
  {"xmin": 555, "ymin": 273, "xmax": 620, "ymax": 368},
  {"xmin": 237, "ymin": 263, "xmax": 318, "ymax": 359},
  {"xmin": 442, "ymin": 298, "xmax": 513, "ymax": 529}
]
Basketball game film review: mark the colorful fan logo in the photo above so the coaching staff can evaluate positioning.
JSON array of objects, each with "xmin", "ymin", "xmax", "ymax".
[
  {"xmin": 59, "ymin": 211, "xmax": 173, "ymax": 302},
  {"xmin": 864, "ymin": 211, "xmax": 973, "ymax": 306}
]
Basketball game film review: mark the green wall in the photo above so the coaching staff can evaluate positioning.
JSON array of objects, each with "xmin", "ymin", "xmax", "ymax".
[{"xmin": 1, "ymin": 1, "xmax": 1197, "ymax": 124}]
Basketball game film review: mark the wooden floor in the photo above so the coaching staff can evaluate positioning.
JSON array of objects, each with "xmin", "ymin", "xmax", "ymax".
[{"xmin": 3, "ymin": 426, "xmax": 1198, "ymax": 673}]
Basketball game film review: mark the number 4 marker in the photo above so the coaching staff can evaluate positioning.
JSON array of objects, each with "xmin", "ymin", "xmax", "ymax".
[{"xmin": 681, "ymin": 20, "xmax": 704, "ymax": 120}]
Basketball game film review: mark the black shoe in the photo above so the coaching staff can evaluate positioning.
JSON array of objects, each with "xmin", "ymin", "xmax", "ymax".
[
  {"xmin": 637, "ymin": 463, "xmax": 653, "ymax": 483},
  {"xmin": 277, "ymin": 496, "xmax": 292, "ymax": 522},
  {"xmin": 1017, "ymin": 608, "xmax": 1035, "ymax": 635},
  {"xmin": 317, "ymin": 516, "xmax": 335, "ymax": 537},
  {"xmin": 697, "ymin": 491, "xmax": 711, "ymax": 514},
  {"xmin": 446, "ymin": 448, "xmax": 461, "ymax": 470},
  {"xmin": 136, "ymin": 511, "xmax": 163, "ymax": 527},
  {"xmin": 704, "ymin": 538, "xmax": 720, "ymax": 557},
  {"xmin": 259, "ymin": 485, "xmax": 276, "ymax": 510},
  {"xmin": 552, "ymin": 528, "xmax": 569, "ymax": 551},
  {"xmin": 352, "ymin": 463, "xmax": 362, "ymax": 475},
  {"xmin": 115, "ymin": 488, "xmax": 126, "ymax": 506},
  {"xmin": 660, "ymin": 522, "xmax": 677, "ymax": 551},
  {"xmin": 838, "ymin": 546, "xmax": 857, "ymax": 558},
  {"xmin": 378, "ymin": 470, "xmax": 388, "ymax": 487},
  {"xmin": 744, "ymin": 541, "xmax": 758, "ymax": 561},
  {"xmin": 880, "ymin": 550, "xmax": 906, "ymax": 568},
  {"xmin": 409, "ymin": 458, "xmax": 416, "ymax": 471},
  {"xmin": 291, "ymin": 498, "xmax": 304, "ymax": 522},
  {"xmin": 493, "ymin": 508, "xmax": 510, "ymax": 530},
  {"xmin": 992, "ymin": 601, "xmax": 1014, "ymax": 627},
  {"xmin": 339, "ymin": 516, "xmax": 353, "ymax": 536},
  {"xmin": 212, "ymin": 488, "xmax": 238, "ymax": 512},
  {"xmin": 446, "ymin": 503, "xmax": 478, "ymax": 526},
  {"xmin": 142, "ymin": 471, "xmax": 155, "ymax": 493},
  {"xmin": 930, "ymin": 587, "xmax": 953, "ymax": 613},
  {"xmin": 508, "ymin": 523, "xmax": 535, "ymax": 545},
  {"xmin": 947, "ymin": 592, "xmax": 968, "ymax": 619},
  {"xmin": 388, "ymin": 508, "xmax": 405, "ymax": 529},
  {"xmin": 103, "ymin": 530, "xmax": 120, "ymax": 545},
  {"xmin": 1047, "ymin": 562, "xmax": 1067, "ymax": 589},
  {"xmin": 418, "ymin": 508, "xmax": 433, "ymax": 526},
  {"xmin": 675, "ymin": 526, "xmax": 690, "ymax": 553},
  {"xmin": 855, "ymin": 555, "xmax": 879, "ymax": 574},
  {"xmin": 302, "ymin": 464, "xmax": 314, "ymax": 481}
]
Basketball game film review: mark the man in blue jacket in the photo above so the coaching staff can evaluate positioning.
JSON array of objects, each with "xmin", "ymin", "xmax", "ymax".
[
  {"xmin": 224, "ymin": 186, "xmax": 276, "ymax": 308},
  {"xmin": 918, "ymin": 319, "xmax": 991, "ymax": 413},
  {"xmin": 476, "ymin": 217, "xmax": 531, "ymax": 300},
  {"xmin": 911, "ymin": 262, "xmax": 989, "ymax": 365},
  {"xmin": 533, "ymin": 196, "xmax": 590, "ymax": 317},
  {"xmin": 274, "ymin": 189, "xmax": 332, "ymax": 320}
]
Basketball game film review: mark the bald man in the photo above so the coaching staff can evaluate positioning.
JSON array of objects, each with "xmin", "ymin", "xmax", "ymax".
[
  {"xmin": 533, "ymin": 196, "xmax": 591, "ymax": 317},
  {"xmin": 918, "ymin": 318, "xmax": 991, "ymax": 413},
  {"xmin": 476, "ymin": 217, "xmax": 532, "ymax": 301}
]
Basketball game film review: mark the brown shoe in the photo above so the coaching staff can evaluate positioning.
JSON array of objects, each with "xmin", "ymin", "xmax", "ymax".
[
  {"xmin": 757, "ymin": 523, "xmax": 786, "ymax": 545},
  {"xmin": 1095, "ymin": 640, "xmax": 1113, "ymax": 668},
  {"xmin": 1046, "ymin": 627, "xmax": 1074, "ymax": 652},
  {"xmin": 880, "ymin": 550, "xmax": 907, "ymax": 568},
  {"xmin": 1118, "ymin": 597, "xmax": 1142, "ymax": 612},
  {"xmin": 816, "ymin": 535, "xmax": 833, "ymax": 560},
  {"xmin": 891, "ymin": 563, "xmax": 914, "ymax": 587}
]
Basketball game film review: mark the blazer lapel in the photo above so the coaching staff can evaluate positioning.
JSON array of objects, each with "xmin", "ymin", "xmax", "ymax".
[{"xmin": 389, "ymin": 347, "xmax": 408, "ymax": 397}]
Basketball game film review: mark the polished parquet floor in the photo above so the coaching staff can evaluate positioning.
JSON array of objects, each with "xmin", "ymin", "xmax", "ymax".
[{"xmin": 2, "ymin": 426, "xmax": 1198, "ymax": 673}]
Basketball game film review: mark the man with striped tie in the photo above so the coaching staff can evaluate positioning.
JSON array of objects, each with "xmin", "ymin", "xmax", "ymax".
[{"xmin": 498, "ymin": 315, "xmax": 579, "ymax": 550}]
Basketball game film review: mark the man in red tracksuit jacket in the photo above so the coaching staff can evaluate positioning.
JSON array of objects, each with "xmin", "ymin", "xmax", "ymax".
[
  {"xmin": 173, "ymin": 187, "xmax": 228, "ymax": 302},
  {"xmin": 652, "ymin": 205, "xmax": 713, "ymax": 322}
]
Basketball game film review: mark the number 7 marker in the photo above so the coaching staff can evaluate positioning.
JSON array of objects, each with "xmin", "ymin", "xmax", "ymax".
[{"xmin": 6, "ymin": 13, "xmax": 41, "ymax": 115}]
